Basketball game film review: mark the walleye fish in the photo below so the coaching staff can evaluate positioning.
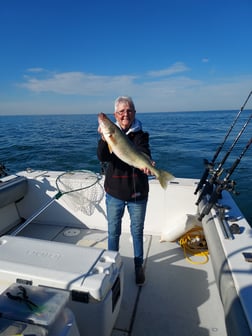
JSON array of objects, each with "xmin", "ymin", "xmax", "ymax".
[{"xmin": 98, "ymin": 112, "xmax": 174, "ymax": 189}]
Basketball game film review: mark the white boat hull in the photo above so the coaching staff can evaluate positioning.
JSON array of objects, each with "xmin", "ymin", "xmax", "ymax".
[{"xmin": 0, "ymin": 169, "xmax": 251, "ymax": 335}]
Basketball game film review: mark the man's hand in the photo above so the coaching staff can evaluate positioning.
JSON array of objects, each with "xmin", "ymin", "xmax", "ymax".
[{"xmin": 141, "ymin": 161, "xmax": 155, "ymax": 175}]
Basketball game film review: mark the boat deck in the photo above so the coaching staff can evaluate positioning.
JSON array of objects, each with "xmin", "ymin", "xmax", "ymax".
[
  {"xmin": 18, "ymin": 223, "xmax": 227, "ymax": 336},
  {"xmin": 114, "ymin": 234, "xmax": 227, "ymax": 336}
]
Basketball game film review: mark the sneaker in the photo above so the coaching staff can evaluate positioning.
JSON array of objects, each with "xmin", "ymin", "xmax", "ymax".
[{"xmin": 135, "ymin": 266, "xmax": 146, "ymax": 286}]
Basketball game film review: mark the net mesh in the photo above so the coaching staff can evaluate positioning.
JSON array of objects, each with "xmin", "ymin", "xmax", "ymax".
[{"xmin": 56, "ymin": 170, "xmax": 104, "ymax": 216}]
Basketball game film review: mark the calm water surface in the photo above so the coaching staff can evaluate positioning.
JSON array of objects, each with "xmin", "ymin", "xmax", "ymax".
[{"xmin": 1, "ymin": 111, "xmax": 251, "ymax": 224}]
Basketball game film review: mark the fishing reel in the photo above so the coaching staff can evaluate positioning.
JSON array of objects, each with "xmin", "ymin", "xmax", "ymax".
[
  {"xmin": 210, "ymin": 166, "xmax": 224, "ymax": 178},
  {"xmin": 217, "ymin": 179, "xmax": 239, "ymax": 195},
  {"xmin": 203, "ymin": 159, "xmax": 214, "ymax": 170},
  {"xmin": 227, "ymin": 180, "xmax": 240, "ymax": 195}
]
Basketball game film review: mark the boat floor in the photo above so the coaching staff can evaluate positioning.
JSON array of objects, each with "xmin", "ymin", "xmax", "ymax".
[{"xmin": 18, "ymin": 223, "xmax": 227, "ymax": 336}]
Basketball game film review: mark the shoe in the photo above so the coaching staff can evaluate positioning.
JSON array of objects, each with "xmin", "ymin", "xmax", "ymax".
[{"xmin": 135, "ymin": 266, "xmax": 145, "ymax": 286}]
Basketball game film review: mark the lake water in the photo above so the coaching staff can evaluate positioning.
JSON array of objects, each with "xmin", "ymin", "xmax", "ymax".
[{"xmin": 1, "ymin": 110, "xmax": 251, "ymax": 224}]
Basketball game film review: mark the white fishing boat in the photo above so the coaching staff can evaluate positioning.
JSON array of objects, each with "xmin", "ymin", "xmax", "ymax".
[{"xmin": 0, "ymin": 161, "xmax": 251, "ymax": 335}]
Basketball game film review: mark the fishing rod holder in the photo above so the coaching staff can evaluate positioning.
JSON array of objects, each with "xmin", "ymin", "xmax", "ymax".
[
  {"xmin": 197, "ymin": 177, "xmax": 237, "ymax": 221},
  {"xmin": 215, "ymin": 202, "xmax": 230, "ymax": 211},
  {"xmin": 195, "ymin": 167, "xmax": 224, "ymax": 205},
  {"xmin": 215, "ymin": 203, "xmax": 234, "ymax": 240}
]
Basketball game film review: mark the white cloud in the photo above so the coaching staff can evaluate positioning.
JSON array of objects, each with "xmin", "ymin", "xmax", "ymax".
[
  {"xmin": 19, "ymin": 72, "xmax": 137, "ymax": 95},
  {"xmin": 8, "ymin": 65, "xmax": 252, "ymax": 115},
  {"xmin": 26, "ymin": 67, "xmax": 47, "ymax": 73},
  {"xmin": 147, "ymin": 62, "xmax": 190, "ymax": 77},
  {"xmin": 18, "ymin": 63, "xmax": 192, "ymax": 97}
]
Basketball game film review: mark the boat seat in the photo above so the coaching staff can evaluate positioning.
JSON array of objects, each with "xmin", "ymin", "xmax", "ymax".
[{"xmin": 0, "ymin": 176, "xmax": 28, "ymax": 235}]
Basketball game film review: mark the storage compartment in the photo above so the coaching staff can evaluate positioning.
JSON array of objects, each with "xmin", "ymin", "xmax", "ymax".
[
  {"xmin": 0, "ymin": 235, "xmax": 123, "ymax": 336},
  {"xmin": 0, "ymin": 284, "xmax": 80, "ymax": 336}
]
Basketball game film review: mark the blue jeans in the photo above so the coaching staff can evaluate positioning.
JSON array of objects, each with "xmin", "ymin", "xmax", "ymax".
[{"xmin": 105, "ymin": 193, "xmax": 148, "ymax": 267}]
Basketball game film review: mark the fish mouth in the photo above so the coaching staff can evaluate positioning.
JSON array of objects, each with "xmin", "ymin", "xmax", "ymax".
[{"xmin": 98, "ymin": 112, "xmax": 106, "ymax": 121}]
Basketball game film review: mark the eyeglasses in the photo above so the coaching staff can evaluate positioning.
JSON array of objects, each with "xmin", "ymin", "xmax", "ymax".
[{"xmin": 116, "ymin": 109, "xmax": 135, "ymax": 116}]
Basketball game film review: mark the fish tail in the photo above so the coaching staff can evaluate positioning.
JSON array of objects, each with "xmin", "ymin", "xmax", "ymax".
[{"xmin": 158, "ymin": 170, "xmax": 174, "ymax": 189}]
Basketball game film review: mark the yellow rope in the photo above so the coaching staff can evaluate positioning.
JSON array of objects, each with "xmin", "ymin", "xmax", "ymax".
[{"xmin": 178, "ymin": 226, "xmax": 209, "ymax": 265}]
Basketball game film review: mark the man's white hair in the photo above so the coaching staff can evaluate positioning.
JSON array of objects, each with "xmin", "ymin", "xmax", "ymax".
[{"xmin": 114, "ymin": 96, "xmax": 136, "ymax": 112}]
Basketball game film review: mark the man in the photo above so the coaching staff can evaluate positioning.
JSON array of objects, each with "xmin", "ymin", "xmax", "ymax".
[{"xmin": 97, "ymin": 96, "xmax": 152, "ymax": 286}]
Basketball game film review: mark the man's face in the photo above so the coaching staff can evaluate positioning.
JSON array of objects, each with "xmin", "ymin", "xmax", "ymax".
[{"xmin": 114, "ymin": 102, "xmax": 136, "ymax": 130}]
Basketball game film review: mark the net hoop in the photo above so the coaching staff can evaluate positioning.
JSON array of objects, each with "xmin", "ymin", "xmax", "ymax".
[{"xmin": 55, "ymin": 170, "xmax": 104, "ymax": 216}]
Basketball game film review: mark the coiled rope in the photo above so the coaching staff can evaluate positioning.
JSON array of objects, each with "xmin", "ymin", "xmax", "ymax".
[{"xmin": 178, "ymin": 226, "xmax": 209, "ymax": 265}]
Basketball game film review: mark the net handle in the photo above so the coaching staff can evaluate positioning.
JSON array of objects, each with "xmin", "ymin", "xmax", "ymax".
[{"xmin": 12, "ymin": 170, "xmax": 101, "ymax": 236}]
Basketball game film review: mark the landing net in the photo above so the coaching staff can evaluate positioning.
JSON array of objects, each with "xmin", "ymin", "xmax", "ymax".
[{"xmin": 56, "ymin": 170, "xmax": 104, "ymax": 216}]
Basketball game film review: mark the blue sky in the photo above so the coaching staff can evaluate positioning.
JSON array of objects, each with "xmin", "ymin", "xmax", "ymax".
[{"xmin": 1, "ymin": 0, "xmax": 252, "ymax": 115}]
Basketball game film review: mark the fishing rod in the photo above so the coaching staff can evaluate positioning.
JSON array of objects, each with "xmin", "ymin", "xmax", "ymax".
[
  {"xmin": 194, "ymin": 90, "xmax": 252, "ymax": 195},
  {"xmin": 198, "ymin": 137, "xmax": 252, "ymax": 221},
  {"xmin": 195, "ymin": 111, "xmax": 252, "ymax": 205}
]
